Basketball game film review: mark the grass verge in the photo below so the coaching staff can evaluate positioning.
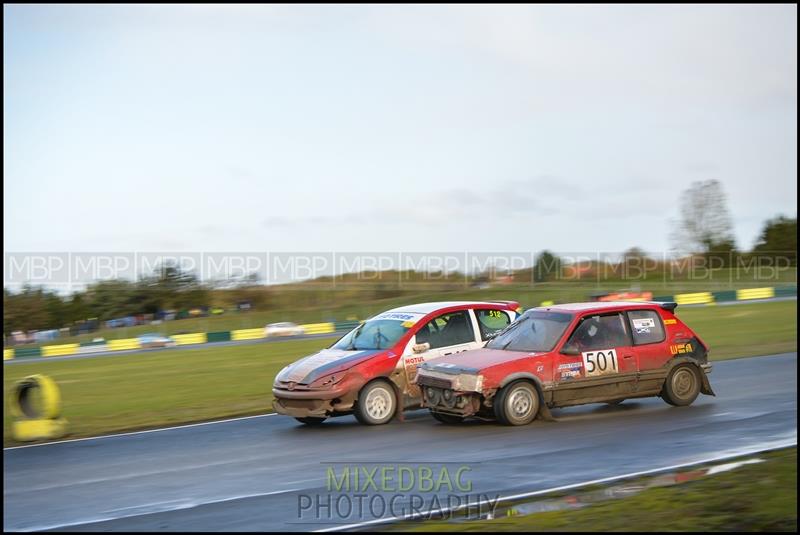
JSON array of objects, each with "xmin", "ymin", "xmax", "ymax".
[
  {"xmin": 387, "ymin": 448, "xmax": 797, "ymax": 532},
  {"xmin": 3, "ymin": 300, "xmax": 796, "ymax": 445}
]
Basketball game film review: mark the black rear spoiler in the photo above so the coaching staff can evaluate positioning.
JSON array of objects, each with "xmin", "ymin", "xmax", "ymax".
[{"xmin": 657, "ymin": 301, "xmax": 678, "ymax": 312}]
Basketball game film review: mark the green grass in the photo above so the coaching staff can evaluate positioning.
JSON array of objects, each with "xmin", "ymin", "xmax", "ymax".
[
  {"xmin": 3, "ymin": 337, "xmax": 338, "ymax": 445},
  {"xmin": 388, "ymin": 448, "xmax": 797, "ymax": 532},
  {"xmin": 3, "ymin": 300, "xmax": 796, "ymax": 445},
  {"xmin": 677, "ymin": 300, "xmax": 797, "ymax": 360}
]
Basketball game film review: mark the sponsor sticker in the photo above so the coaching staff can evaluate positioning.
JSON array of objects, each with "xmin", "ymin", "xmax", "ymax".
[
  {"xmin": 632, "ymin": 318, "xmax": 656, "ymax": 330},
  {"xmin": 558, "ymin": 362, "xmax": 582, "ymax": 370},
  {"xmin": 373, "ymin": 312, "xmax": 426, "ymax": 322},
  {"xmin": 664, "ymin": 319, "xmax": 678, "ymax": 325},
  {"xmin": 669, "ymin": 342, "xmax": 693, "ymax": 355},
  {"xmin": 560, "ymin": 369, "xmax": 581, "ymax": 379}
]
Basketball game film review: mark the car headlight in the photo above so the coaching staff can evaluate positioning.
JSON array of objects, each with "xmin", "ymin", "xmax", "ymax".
[{"xmin": 310, "ymin": 372, "xmax": 344, "ymax": 388}]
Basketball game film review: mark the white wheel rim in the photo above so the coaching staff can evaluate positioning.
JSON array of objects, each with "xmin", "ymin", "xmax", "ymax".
[
  {"xmin": 365, "ymin": 386, "xmax": 393, "ymax": 420},
  {"xmin": 508, "ymin": 387, "xmax": 534, "ymax": 420}
]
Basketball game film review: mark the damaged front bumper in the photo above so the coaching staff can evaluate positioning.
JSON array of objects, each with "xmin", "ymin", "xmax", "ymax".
[
  {"xmin": 272, "ymin": 379, "xmax": 359, "ymax": 418},
  {"xmin": 416, "ymin": 369, "xmax": 486, "ymax": 417}
]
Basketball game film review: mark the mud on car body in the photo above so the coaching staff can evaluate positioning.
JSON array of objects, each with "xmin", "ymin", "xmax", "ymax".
[
  {"xmin": 272, "ymin": 301, "xmax": 520, "ymax": 425},
  {"xmin": 416, "ymin": 301, "xmax": 714, "ymax": 426}
]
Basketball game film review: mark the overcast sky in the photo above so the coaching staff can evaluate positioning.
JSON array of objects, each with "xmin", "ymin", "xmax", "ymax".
[{"xmin": 4, "ymin": 4, "xmax": 797, "ymax": 256}]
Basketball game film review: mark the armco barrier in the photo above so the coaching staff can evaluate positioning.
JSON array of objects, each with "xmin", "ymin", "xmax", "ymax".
[
  {"xmin": 41, "ymin": 344, "xmax": 79, "ymax": 357},
  {"xmin": 674, "ymin": 292, "xmax": 714, "ymax": 305},
  {"xmin": 712, "ymin": 290, "xmax": 738, "ymax": 302},
  {"xmin": 736, "ymin": 287, "xmax": 775, "ymax": 300},
  {"xmin": 172, "ymin": 333, "xmax": 208, "ymax": 345},
  {"xmin": 334, "ymin": 320, "xmax": 361, "ymax": 331},
  {"xmin": 775, "ymin": 286, "xmax": 798, "ymax": 298},
  {"xmin": 231, "ymin": 328, "xmax": 265, "ymax": 341},
  {"xmin": 301, "ymin": 322, "xmax": 336, "ymax": 335},
  {"xmin": 107, "ymin": 338, "xmax": 141, "ymax": 351},
  {"xmin": 14, "ymin": 347, "xmax": 42, "ymax": 358},
  {"xmin": 207, "ymin": 331, "xmax": 232, "ymax": 343}
]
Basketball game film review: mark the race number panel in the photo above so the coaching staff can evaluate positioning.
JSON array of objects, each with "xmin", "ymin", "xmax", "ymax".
[{"xmin": 581, "ymin": 349, "xmax": 619, "ymax": 377}]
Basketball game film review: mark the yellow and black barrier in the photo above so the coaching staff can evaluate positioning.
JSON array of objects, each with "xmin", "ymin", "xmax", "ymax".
[{"xmin": 9, "ymin": 374, "xmax": 67, "ymax": 441}]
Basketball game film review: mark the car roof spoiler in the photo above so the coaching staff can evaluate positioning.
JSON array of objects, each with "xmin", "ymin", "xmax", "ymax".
[{"xmin": 657, "ymin": 301, "xmax": 678, "ymax": 312}]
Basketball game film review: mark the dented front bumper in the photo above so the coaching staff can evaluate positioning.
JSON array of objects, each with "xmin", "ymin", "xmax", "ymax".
[{"xmin": 416, "ymin": 370, "xmax": 485, "ymax": 417}]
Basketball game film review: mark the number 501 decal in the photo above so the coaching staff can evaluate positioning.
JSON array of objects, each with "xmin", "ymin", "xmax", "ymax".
[{"xmin": 581, "ymin": 349, "xmax": 619, "ymax": 377}]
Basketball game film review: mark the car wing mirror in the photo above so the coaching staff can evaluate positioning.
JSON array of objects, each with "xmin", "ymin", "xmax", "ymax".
[
  {"xmin": 412, "ymin": 342, "xmax": 431, "ymax": 354},
  {"xmin": 560, "ymin": 343, "xmax": 580, "ymax": 356}
]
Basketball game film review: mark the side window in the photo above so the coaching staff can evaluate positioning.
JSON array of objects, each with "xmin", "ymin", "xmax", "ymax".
[
  {"xmin": 475, "ymin": 309, "xmax": 512, "ymax": 340},
  {"xmin": 416, "ymin": 311, "xmax": 475, "ymax": 349},
  {"xmin": 567, "ymin": 313, "xmax": 630, "ymax": 352},
  {"xmin": 627, "ymin": 310, "xmax": 665, "ymax": 345}
]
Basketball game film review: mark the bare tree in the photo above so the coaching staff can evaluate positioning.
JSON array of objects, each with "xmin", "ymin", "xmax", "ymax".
[{"xmin": 671, "ymin": 180, "xmax": 735, "ymax": 254}]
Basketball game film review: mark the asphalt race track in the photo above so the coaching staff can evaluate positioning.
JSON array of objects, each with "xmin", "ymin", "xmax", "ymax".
[{"xmin": 4, "ymin": 353, "xmax": 797, "ymax": 532}]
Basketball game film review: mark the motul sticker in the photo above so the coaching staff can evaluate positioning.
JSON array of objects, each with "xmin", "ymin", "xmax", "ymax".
[{"xmin": 581, "ymin": 349, "xmax": 619, "ymax": 377}]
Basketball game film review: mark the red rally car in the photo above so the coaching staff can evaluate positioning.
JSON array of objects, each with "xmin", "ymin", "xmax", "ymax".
[
  {"xmin": 416, "ymin": 301, "xmax": 714, "ymax": 425},
  {"xmin": 272, "ymin": 301, "xmax": 520, "ymax": 425}
]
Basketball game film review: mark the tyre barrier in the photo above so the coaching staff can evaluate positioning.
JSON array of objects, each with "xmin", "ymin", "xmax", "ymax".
[{"xmin": 9, "ymin": 374, "xmax": 67, "ymax": 441}]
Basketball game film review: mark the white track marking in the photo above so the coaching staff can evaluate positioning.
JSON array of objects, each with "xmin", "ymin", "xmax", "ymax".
[
  {"xmin": 314, "ymin": 435, "xmax": 797, "ymax": 532},
  {"xmin": 15, "ymin": 488, "xmax": 302, "ymax": 533},
  {"xmin": 3, "ymin": 413, "xmax": 277, "ymax": 451}
]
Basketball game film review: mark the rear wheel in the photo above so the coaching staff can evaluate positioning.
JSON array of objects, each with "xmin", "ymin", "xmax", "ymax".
[
  {"xmin": 661, "ymin": 364, "xmax": 700, "ymax": 406},
  {"xmin": 430, "ymin": 410, "xmax": 464, "ymax": 424},
  {"xmin": 294, "ymin": 417, "xmax": 326, "ymax": 426},
  {"xmin": 494, "ymin": 380, "xmax": 539, "ymax": 426},
  {"xmin": 354, "ymin": 380, "xmax": 397, "ymax": 425}
]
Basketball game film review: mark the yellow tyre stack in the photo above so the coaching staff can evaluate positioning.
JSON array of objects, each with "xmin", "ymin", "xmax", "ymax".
[{"xmin": 10, "ymin": 374, "xmax": 67, "ymax": 441}]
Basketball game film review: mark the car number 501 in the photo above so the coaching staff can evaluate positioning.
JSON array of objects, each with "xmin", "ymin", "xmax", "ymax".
[{"xmin": 581, "ymin": 349, "xmax": 619, "ymax": 377}]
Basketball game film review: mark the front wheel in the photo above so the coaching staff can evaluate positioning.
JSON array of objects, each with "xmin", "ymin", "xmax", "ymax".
[
  {"xmin": 295, "ymin": 417, "xmax": 326, "ymax": 425},
  {"xmin": 661, "ymin": 364, "xmax": 700, "ymax": 406},
  {"xmin": 430, "ymin": 410, "xmax": 464, "ymax": 424},
  {"xmin": 354, "ymin": 380, "xmax": 397, "ymax": 425},
  {"xmin": 494, "ymin": 380, "xmax": 540, "ymax": 426}
]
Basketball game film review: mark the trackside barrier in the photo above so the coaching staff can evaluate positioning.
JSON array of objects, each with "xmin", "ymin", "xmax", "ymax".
[
  {"xmin": 300, "ymin": 322, "xmax": 336, "ymax": 335},
  {"xmin": 41, "ymin": 344, "xmax": 79, "ymax": 357},
  {"xmin": 712, "ymin": 290, "xmax": 738, "ymax": 302},
  {"xmin": 736, "ymin": 287, "xmax": 775, "ymax": 301},
  {"xmin": 231, "ymin": 328, "xmax": 265, "ymax": 341},
  {"xmin": 107, "ymin": 338, "xmax": 141, "ymax": 351},
  {"xmin": 774, "ymin": 286, "xmax": 798, "ymax": 298},
  {"xmin": 206, "ymin": 330, "xmax": 232, "ymax": 343},
  {"xmin": 334, "ymin": 320, "xmax": 361, "ymax": 332},
  {"xmin": 14, "ymin": 347, "xmax": 42, "ymax": 358},
  {"xmin": 674, "ymin": 292, "xmax": 715, "ymax": 305},
  {"xmin": 4, "ymin": 348, "xmax": 14, "ymax": 360},
  {"xmin": 172, "ymin": 333, "xmax": 208, "ymax": 345}
]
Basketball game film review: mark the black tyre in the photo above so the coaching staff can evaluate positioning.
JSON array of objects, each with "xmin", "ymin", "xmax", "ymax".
[
  {"xmin": 494, "ymin": 380, "xmax": 540, "ymax": 426},
  {"xmin": 606, "ymin": 399, "xmax": 624, "ymax": 406},
  {"xmin": 661, "ymin": 364, "xmax": 701, "ymax": 406},
  {"xmin": 430, "ymin": 410, "xmax": 464, "ymax": 424},
  {"xmin": 354, "ymin": 380, "xmax": 397, "ymax": 425},
  {"xmin": 295, "ymin": 417, "xmax": 327, "ymax": 425}
]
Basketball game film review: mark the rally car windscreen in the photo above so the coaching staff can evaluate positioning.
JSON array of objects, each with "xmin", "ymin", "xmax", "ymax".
[
  {"xmin": 486, "ymin": 310, "xmax": 573, "ymax": 352},
  {"xmin": 331, "ymin": 319, "xmax": 411, "ymax": 351}
]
